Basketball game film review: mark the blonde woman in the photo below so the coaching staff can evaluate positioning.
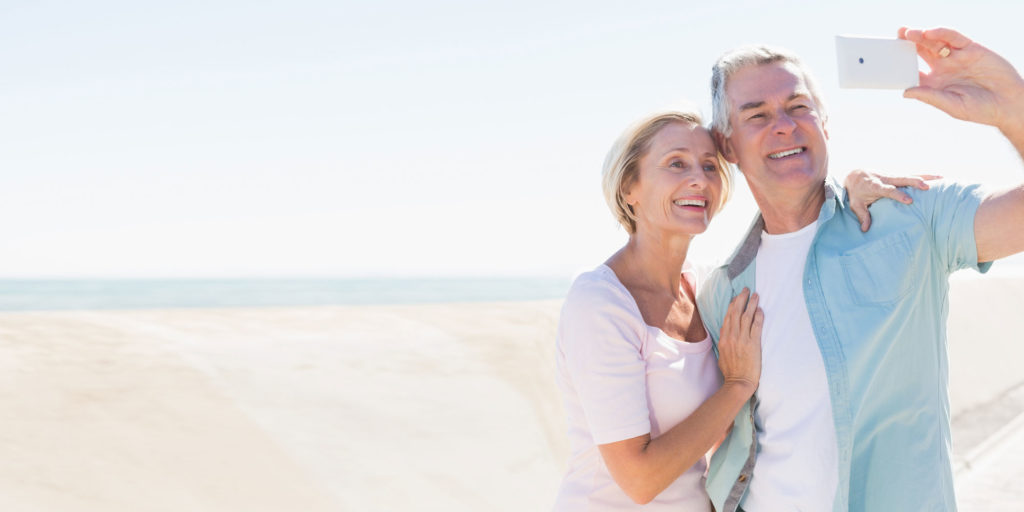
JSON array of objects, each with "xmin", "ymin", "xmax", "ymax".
[{"xmin": 553, "ymin": 110, "xmax": 920, "ymax": 510}]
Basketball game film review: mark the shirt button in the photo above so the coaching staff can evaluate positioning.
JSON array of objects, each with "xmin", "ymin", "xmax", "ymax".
[{"xmin": 738, "ymin": 474, "xmax": 748, "ymax": 483}]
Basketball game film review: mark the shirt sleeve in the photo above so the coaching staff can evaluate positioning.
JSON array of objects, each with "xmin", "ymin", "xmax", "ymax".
[
  {"xmin": 906, "ymin": 180, "xmax": 992, "ymax": 274},
  {"xmin": 557, "ymin": 275, "xmax": 651, "ymax": 445}
]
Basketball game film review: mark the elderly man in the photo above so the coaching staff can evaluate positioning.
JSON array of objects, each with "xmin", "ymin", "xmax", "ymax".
[{"xmin": 697, "ymin": 27, "xmax": 1024, "ymax": 512}]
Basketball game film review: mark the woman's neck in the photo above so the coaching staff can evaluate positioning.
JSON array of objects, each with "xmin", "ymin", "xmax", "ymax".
[{"xmin": 607, "ymin": 230, "xmax": 692, "ymax": 297}]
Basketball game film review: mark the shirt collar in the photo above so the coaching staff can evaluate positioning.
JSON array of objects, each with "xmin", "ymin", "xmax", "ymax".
[{"xmin": 726, "ymin": 176, "xmax": 844, "ymax": 280}]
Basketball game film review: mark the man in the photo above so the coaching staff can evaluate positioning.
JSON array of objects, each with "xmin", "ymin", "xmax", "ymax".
[{"xmin": 696, "ymin": 27, "xmax": 1024, "ymax": 512}]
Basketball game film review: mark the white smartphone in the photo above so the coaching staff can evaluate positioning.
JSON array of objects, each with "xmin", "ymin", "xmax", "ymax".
[{"xmin": 835, "ymin": 35, "xmax": 919, "ymax": 89}]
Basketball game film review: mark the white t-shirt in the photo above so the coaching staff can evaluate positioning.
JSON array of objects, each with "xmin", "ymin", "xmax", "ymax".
[
  {"xmin": 553, "ymin": 264, "xmax": 722, "ymax": 511},
  {"xmin": 742, "ymin": 222, "xmax": 838, "ymax": 511}
]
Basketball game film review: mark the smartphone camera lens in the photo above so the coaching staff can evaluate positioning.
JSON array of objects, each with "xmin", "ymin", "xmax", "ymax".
[{"xmin": 859, "ymin": 57, "xmax": 864, "ymax": 64}]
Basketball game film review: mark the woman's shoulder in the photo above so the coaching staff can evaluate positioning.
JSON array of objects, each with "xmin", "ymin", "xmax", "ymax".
[
  {"xmin": 561, "ymin": 265, "xmax": 643, "ymax": 325},
  {"xmin": 558, "ymin": 265, "xmax": 647, "ymax": 351},
  {"xmin": 564, "ymin": 265, "xmax": 633, "ymax": 307}
]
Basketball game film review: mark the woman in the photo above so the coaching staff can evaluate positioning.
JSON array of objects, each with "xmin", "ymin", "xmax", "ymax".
[{"xmin": 553, "ymin": 110, "xmax": 907, "ymax": 510}]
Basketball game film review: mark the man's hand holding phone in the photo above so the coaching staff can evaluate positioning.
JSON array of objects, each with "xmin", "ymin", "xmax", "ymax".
[{"xmin": 898, "ymin": 26, "xmax": 1024, "ymax": 137}]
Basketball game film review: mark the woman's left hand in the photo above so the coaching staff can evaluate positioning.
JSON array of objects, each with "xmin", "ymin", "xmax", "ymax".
[{"xmin": 845, "ymin": 170, "xmax": 941, "ymax": 232}]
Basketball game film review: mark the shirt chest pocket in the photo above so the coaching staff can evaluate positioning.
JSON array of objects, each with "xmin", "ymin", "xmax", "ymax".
[{"xmin": 839, "ymin": 226, "xmax": 924, "ymax": 307}]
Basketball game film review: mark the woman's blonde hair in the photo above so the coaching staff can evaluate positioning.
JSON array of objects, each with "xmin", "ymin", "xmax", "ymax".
[{"xmin": 601, "ymin": 111, "xmax": 732, "ymax": 234}]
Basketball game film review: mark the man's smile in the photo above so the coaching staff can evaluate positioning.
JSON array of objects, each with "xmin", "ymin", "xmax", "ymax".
[{"xmin": 768, "ymin": 147, "xmax": 806, "ymax": 159}]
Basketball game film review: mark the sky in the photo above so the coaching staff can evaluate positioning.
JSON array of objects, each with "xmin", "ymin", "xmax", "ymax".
[{"xmin": 2, "ymin": 0, "xmax": 1024, "ymax": 278}]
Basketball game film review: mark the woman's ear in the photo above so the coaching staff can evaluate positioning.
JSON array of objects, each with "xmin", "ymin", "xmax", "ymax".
[{"xmin": 622, "ymin": 184, "xmax": 636, "ymax": 209}]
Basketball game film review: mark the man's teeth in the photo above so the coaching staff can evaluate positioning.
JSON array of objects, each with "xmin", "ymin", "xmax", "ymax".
[
  {"xmin": 769, "ymin": 148, "xmax": 805, "ymax": 159},
  {"xmin": 674, "ymin": 199, "xmax": 706, "ymax": 207}
]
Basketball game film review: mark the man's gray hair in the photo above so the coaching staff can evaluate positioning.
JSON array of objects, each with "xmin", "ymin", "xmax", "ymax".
[{"xmin": 710, "ymin": 45, "xmax": 828, "ymax": 136}]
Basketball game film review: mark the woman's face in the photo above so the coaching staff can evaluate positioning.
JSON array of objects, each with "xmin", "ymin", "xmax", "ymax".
[{"xmin": 624, "ymin": 122, "xmax": 724, "ymax": 238}]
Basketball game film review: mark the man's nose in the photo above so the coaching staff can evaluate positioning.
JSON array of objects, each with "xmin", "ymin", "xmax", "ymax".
[{"xmin": 773, "ymin": 112, "xmax": 797, "ymax": 134}]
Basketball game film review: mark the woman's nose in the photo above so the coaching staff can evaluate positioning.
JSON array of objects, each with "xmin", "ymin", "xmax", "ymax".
[{"xmin": 686, "ymin": 169, "xmax": 708, "ymax": 188}]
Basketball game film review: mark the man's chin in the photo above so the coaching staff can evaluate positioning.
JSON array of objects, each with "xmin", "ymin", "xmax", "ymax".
[{"xmin": 744, "ymin": 172, "xmax": 828, "ymax": 201}]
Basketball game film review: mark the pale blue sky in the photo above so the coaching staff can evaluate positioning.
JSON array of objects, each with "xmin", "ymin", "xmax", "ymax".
[{"xmin": 2, "ymin": 1, "xmax": 1023, "ymax": 278}]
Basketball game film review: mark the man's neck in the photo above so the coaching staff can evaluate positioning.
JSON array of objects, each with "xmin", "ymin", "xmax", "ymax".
[{"xmin": 753, "ymin": 182, "xmax": 828, "ymax": 235}]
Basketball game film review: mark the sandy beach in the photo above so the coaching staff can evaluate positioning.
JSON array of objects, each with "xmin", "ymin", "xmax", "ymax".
[{"xmin": 1, "ymin": 275, "xmax": 1022, "ymax": 511}]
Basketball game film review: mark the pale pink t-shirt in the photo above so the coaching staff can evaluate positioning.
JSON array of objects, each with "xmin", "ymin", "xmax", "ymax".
[{"xmin": 553, "ymin": 264, "xmax": 722, "ymax": 511}]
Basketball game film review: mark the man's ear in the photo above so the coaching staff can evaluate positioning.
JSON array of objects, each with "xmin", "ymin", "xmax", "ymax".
[{"xmin": 713, "ymin": 129, "xmax": 738, "ymax": 164}]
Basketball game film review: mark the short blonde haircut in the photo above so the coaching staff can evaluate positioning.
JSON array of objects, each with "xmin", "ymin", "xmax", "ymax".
[{"xmin": 601, "ymin": 111, "xmax": 732, "ymax": 234}]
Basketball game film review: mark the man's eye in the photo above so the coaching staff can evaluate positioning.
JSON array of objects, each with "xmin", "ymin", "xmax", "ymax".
[
  {"xmin": 792, "ymin": 104, "xmax": 808, "ymax": 111},
  {"xmin": 748, "ymin": 113, "xmax": 765, "ymax": 120}
]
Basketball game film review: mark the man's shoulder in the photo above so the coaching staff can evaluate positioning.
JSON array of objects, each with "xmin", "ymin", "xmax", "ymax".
[
  {"xmin": 827, "ymin": 178, "xmax": 988, "ymax": 241},
  {"xmin": 700, "ymin": 263, "xmax": 730, "ymax": 285},
  {"xmin": 837, "ymin": 178, "xmax": 986, "ymax": 216}
]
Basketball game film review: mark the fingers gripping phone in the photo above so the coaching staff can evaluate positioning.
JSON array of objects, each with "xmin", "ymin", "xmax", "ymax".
[{"xmin": 835, "ymin": 35, "xmax": 919, "ymax": 89}]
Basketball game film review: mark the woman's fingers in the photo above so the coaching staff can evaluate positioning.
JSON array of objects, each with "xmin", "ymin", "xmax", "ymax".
[
  {"xmin": 846, "ymin": 170, "xmax": 945, "ymax": 232},
  {"xmin": 723, "ymin": 289, "xmax": 740, "ymax": 327},
  {"xmin": 750, "ymin": 308, "xmax": 764, "ymax": 341},
  {"xmin": 878, "ymin": 175, "xmax": 930, "ymax": 192},
  {"xmin": 740, "ymin": 292, "xmax": 759, "ymax": 336},
  {"xmin": 861, "ymin": 174, "xmax": 912, "ymax": 202},
  {"xmin": 849, "ymin": 198, "xmax": 872, "ymax": 232},
  {"xmin": 881, "ymin": 183, "xmax": 912, "ymax": 205},
  {"xmin": 724, "ymin": 288, "xmax": 766, "ymax": 343},
  {"xmin": 729, "ymin": 288, "xmax": 749, "ymax": 317},
  {"xmin": 722, "ymin": 288, "xmax": 750, "ymax": 341},
  {"xmin": 718, "ymin": 287, "xmax": 762, "ymax": 386}
]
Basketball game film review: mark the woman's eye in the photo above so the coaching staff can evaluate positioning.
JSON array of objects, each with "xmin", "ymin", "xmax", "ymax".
[
  {"xmin": 669, "ymin": 161, "xmax": 685, "ymax": 168},
  {"xmin": 703, "ymin": 164, "xmax": 718, "ymax": 172}
]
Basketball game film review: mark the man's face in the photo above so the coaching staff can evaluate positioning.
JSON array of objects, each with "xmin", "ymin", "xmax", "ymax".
[{"xmin": 719, "ymin": 61, "xmax": 829, "ymax": 199}]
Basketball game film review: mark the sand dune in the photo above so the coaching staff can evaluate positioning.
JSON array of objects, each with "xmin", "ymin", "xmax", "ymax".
[{"xmin": 0, "ymin": 275, "xmax": 1021, "ymax": 510}]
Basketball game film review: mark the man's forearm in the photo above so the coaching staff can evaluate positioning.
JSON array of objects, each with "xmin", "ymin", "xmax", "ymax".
[
  {"xmin": 1002, "ymin": 121, "xmax": 1024, "ymax": 161},
  {"xmin": 975, "ymin": 96, "xmax": 1024, "ymax": 262}
]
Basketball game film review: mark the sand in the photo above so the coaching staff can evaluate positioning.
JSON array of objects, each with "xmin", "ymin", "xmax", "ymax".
[{"xmin": 0, "ymin": 275, "xmax": 1022, "ymax": 511}]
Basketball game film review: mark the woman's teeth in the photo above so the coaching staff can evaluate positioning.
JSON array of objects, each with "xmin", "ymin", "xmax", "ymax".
[{"xmin": 673, "ymin": 199, "xmax": 706, "ymax": 207}]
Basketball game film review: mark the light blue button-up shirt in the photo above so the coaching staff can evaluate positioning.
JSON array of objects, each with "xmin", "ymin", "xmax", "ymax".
[{"xmin": 697, "ymin": 177, "xmax": 990, "ymax": 512}]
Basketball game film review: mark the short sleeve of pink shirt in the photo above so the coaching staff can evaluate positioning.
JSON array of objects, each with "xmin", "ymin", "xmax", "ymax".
[{"xmin": 557, "ymin": 267, "xmax": 652, "ymax": 444}]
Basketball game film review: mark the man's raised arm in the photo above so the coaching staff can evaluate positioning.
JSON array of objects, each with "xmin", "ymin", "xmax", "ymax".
[{"xmin": 900, "ymin": 26, "xmax": 1024, "ymax": 262}]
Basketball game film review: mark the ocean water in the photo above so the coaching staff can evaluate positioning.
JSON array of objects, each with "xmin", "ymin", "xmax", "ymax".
[
  {"xmin": 7, "ymin": 256, "xmax": 1021, "ymax": 312},
  {"xmin": 0, "ymin": 278, "xmax": 573, "ymax": 312}
]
